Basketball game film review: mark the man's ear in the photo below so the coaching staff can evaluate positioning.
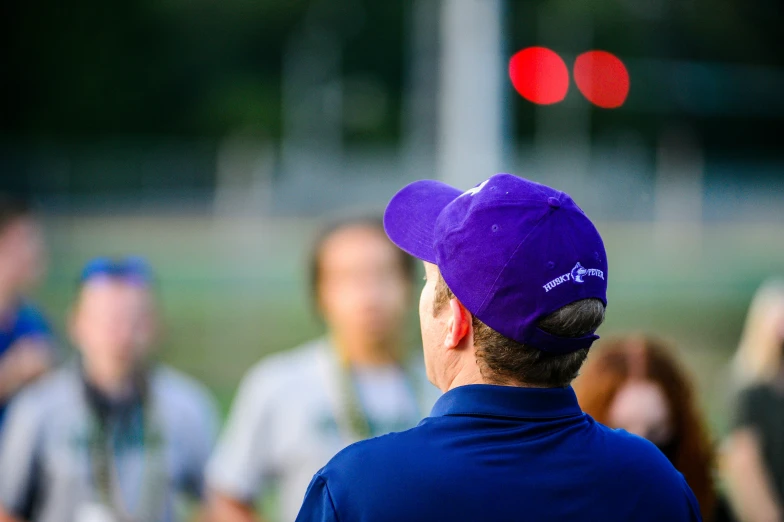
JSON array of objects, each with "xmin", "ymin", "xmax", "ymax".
[{"xmin": 444, "ymin": 297, "xmax": 471, "ymax": 349}]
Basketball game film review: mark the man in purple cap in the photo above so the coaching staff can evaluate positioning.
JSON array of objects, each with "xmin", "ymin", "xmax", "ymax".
[{"xmin": 295, "ymin": 174, "xmax": 702, "ymax": 522}]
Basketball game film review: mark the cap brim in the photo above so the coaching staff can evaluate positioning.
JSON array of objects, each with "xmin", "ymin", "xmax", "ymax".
[{"xmin": 383, "ymin": 180, "xmax": 463, "ymax": 264}]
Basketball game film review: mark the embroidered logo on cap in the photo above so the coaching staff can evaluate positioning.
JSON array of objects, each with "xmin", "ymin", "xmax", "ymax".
[
  {"xmin": 571, "ymin": 262, "xmax": 588, "ymax": 282},
  {"xmin": 543, "ymin": 262, "xmax": 604, "ymax": 293}
]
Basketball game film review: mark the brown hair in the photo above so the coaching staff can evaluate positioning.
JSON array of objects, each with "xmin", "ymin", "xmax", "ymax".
[
  {"xmin": 574, "ymin": 336, "xmax": 716, "ymax": 520},
  {"xmin": 433, "ymin": 273, "xmax": 605, "ymax": 388},
  {"xmin": 310, "ymin": 214, "xmax": 415, "ymax": 308}
]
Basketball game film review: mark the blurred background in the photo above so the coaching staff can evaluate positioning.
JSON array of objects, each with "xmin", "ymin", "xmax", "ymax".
[{"xmin": 1, "ymin": 0, "xmax": 782, "ymax": 433}]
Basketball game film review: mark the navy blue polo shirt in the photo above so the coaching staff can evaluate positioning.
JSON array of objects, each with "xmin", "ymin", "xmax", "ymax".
[{"xmin": 296, "ymin": 384, "xmax": 702, "ymax": 522}]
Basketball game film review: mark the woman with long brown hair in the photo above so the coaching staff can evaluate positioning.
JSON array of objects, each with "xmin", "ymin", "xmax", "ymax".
[{"xmin": 574, "ymin": 335, "xmax": 718, "ymax": 521}]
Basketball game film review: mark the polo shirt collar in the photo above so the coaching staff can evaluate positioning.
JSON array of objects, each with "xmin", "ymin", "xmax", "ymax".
[{"xmin": 430, "ymin": 384, "xmax": 583, "ymax": 420}]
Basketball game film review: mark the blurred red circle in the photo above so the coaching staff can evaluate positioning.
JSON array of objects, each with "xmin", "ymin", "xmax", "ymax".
[
  {"xmin": 573, "ymin": 51, "xmax": 629, "ymax": 109},
  {"xmin": 508, "ymin": 47, "xmax": 569, "ymax": 105}
]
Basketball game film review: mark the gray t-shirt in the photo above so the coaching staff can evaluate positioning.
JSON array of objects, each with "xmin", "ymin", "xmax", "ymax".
[
  {"xmin": 206, "ymin": 338, "xmax": 440, "ymax": 522},
  {"xmin": 0, "ymin": 364, "xmax": 219, "ymax": 522}
]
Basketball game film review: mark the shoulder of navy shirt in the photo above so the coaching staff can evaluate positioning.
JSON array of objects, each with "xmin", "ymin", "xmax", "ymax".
[{"xmin": 296, "ymin": 384, "xmax": 702, "ymax": 522}]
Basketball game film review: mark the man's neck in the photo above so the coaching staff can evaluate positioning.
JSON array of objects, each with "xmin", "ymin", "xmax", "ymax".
[
  {"xmin": 444, "ymin": 364, "xmax": 485, "ymax": 392},
  {"xmin": 331, "ymin": 333, "xmax": 400, "ymax": 368},
  {"xmin": 444, "ymin": 360, "xmax": 532, "ymax": 392},
  {"xmin": 82, "ymin": 363, "xmax": 137, "ymax": 401}
]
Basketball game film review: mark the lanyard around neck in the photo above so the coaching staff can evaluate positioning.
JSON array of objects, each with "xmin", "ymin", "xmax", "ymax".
[
  {"xmin": 336, "ymin": 359, "xmax": 421, "ymax": 441},
  {"xmin": 83, "ymin": 375, "xmax": 168, "ymax": 522}
]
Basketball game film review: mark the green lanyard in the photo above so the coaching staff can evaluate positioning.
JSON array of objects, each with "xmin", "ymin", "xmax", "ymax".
[
  {"xmin": 84, "ymin": 375, "xmax": 168, "ymax": 522},
  {"xmin": 336, "ymin": 359, "xmax": 421, "ymax": 441}
]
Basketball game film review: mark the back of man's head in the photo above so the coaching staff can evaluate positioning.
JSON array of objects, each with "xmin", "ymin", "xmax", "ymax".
[
  {"xmin": 433, "ymin": 272, "xmax": 605, "ymax": 387},
  {"xmin": 384, "ymin": 173, "xmax": 609, "ymax": 385}
]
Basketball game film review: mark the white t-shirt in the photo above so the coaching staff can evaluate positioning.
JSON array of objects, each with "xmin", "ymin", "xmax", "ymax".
[
  {"xmin": 353, "ymin": 365, "xmax": 419, "ymax": 431},
  {"xmin": 206, "ymin": 338, "xmax": 440, "ymax": 522}
]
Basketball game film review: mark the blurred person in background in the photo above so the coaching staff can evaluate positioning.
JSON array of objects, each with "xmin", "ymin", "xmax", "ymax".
[
  {"xmin": 722, "ymin": 280, "xmax": 784, "ymax": 522},
  {"xmin": 0, "ymin": 195, "xmax": 56, "ymax": 433},
  {"xmin": 206, "ymin": 215, "xmax": 440, "ymax": 522},
  {"xmin": 0, "ymin": 257, "xmax": 219, "ymax": 522},
  {"xmin": 574, "ymin": 335, "xmax": 719, "ymax": 521}
]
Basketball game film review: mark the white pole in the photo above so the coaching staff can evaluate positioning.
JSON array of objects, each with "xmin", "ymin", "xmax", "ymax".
[{"xmin": 437, "ymin": 0, "xmax": 504, "ymax": 189}]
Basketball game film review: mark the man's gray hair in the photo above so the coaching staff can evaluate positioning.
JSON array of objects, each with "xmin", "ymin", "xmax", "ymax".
[{"xmin": 537, "ymin": 299, "xmax": 606, "ymax": 338}]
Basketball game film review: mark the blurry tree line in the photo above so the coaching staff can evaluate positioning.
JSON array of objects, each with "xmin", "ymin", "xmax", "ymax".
[
  {"xmin": 0, "ymin": 0, "xmax": 403, "ymax": 141},
  {"xmin": 0, "ymin": 0, "xmax": 781, "ymax": 192}
]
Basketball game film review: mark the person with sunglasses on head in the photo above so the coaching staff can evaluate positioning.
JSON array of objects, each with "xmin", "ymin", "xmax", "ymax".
[
  {"xmin": 295, "ymin": 174, "xmax": 702, "ymax": 522},
  {"xmin": 0, "ymin": 257, "xmax": 219, "ymax": 522},
  {"xmin": 0, "ymin": 195, "xmax": 56, "ymax": 434}
]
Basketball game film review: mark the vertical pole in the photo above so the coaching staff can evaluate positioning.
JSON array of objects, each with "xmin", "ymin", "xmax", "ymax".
[{"xmin": 437, "ymin": 0, "xmax": 504, "ymax": 188}]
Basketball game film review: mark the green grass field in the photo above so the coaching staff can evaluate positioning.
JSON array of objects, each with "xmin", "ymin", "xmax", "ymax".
[{"xmin": 35, "ymin": 216, "xmax": 784, "ymax": 436}]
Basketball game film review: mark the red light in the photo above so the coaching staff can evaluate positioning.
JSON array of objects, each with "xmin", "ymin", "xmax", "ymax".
[
  {"xmin": 508, "ymin": 47, "xmax": 569, "ymax": 105},
  {"xmin": 573, "ymin": 51, "xmax": 630, "ymax": 109}
]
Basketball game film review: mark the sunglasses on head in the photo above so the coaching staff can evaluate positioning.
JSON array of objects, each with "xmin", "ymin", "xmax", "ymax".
[{"xmin": 79, "ymin": 256, "xmax": 153, "ymax": 286}]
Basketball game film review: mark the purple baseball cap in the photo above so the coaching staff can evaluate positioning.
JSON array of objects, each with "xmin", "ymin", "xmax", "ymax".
[{"xmin": 384, "ymin": 173, "xmax": 607, "ymax": 354}]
